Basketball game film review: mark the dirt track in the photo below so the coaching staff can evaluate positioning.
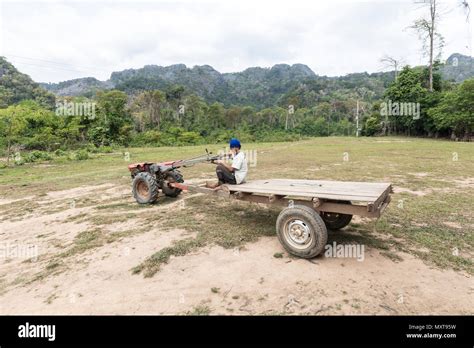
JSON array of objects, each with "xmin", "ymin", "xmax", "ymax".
[{"xmin": 0, "ymin": 183, "xmax": 472, "ymax": 315}]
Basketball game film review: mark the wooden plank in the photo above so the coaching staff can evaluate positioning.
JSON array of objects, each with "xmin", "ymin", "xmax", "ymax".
[
  {"xmin": 231, "ymin": 180, "xmax": 389, "ymax": 197},
  {"xmin": 188, "ymin": 182, "xmax": 389, "ymax": 203},
  {"xmin": 371, "ymin": 184, "xmax": 393, "ymax": 210},
  {"xmin": 229, "ymin": 183, "xmax": 382, "ymax": 196},
  {"xmin": 181, "ymin": 179, "xmax": 392, "ymax": 217},
  {"xmin": 229, "ymin": 179, "xmax": 390, "ymax": 193},
  {"xmin": 225, "ymin": 179, "xmax": 391, "ymax": 203},
  {"xmin": 237, "ymin": 179, "xmax": 391, "ymax": 191},
  {"xmin": 226, "ymin": 186, "xmax": 380, "ymax": 203}
]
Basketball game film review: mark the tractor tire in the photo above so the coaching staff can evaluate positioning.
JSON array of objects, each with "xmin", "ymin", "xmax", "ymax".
[
  {"xmin": 132, "ymin": 172, "xmax": 159, "ymax": 204},
  {"xmin": 276, "ymin": 205, "xmax": 328, "ymax": 259},
  {"xmin": 321, "ymin": 200, "xmax": 352, "ymax": 230},
  {"xmin": 161, "ymin": 170, "xmax": 184, "ymax": 198}
]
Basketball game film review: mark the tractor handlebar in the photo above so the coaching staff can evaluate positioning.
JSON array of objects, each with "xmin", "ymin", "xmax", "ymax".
[{"xmin": 171, "ymin": 151, "xmax": 224, "ymax": 168}]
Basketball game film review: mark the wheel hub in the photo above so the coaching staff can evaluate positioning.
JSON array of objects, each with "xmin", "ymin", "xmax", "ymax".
[
  {"xmin": 287, "ymin": 220, "xmax": 310, "ymax": 245},
  {"xmin": 137, "ymin": 181, "xmax": 149, "ymax": 197}
]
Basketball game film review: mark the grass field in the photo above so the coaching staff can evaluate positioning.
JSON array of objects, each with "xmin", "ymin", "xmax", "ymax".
[{"xmin": 0, "ymin": 136, "xmax": 472, "ymax": 314}]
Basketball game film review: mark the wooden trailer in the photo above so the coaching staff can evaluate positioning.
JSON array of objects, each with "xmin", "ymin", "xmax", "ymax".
[{"xmin": 170, "ymin": 179, "xmax": 392, "ymax": 258}]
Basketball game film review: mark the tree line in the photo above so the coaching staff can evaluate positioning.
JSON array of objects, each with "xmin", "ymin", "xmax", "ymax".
[{"xmin": 1, "ymin": 65, "xmax": 473, "ymax": 164}]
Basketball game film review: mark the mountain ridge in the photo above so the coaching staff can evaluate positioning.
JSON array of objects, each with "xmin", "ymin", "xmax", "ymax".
[{"xmin": 32, "ymin": 53, "xmax": 474, "ymax": 107}]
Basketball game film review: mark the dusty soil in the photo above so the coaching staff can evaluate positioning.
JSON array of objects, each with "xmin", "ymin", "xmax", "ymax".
[{"xmin": 0, "ymin": 183, "xmax": 472, "ymax": 315}]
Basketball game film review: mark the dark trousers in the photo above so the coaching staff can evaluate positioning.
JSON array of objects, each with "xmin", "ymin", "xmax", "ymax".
[{"xmin": 216, "ymin": 164, "xmax": 236, "ymax": 184}]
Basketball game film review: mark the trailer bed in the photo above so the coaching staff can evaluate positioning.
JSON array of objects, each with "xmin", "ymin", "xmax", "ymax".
[
  {"xmin": 178, "ymin": 178, "xmax": 392, "ymax": 218},
  {"xmin": 225, "ymin": 179, "xmax": 391, "ymax": 203}
]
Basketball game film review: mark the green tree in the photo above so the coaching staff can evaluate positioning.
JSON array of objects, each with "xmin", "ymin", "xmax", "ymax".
[
  {"xmin": 94, "ymin": 90, "xmax": 131, "ymax": 145},
  {"xmin": 131, "ymin": 90, "xmax": 166, "ymax": 131},
  {"xmin": 428, "ymin": 78, "xmax": 474, "ymax": 139},
  {"xmin": 384, "ymin": 66, "xmax": 430, "ymax": 135},
  {"xmin": 0, "ymin": 104, "xmax": 27, "ymax": 164}
]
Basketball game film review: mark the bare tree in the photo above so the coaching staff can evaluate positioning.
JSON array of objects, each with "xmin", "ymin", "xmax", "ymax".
[
  {"xmin": 411, "ymin": 0, "xmax": 445, "ymax": 91},
  {"xmin": 461, "ymin": 0, "xmax": 471, "ymax": 21},
  {"xmin": 379, "ymin": 55, "xmax": 405, "ymax": 80}
]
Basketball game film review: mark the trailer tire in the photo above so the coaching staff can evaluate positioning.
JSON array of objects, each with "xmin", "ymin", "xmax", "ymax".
[
  {"xmin": 276, "ymin": 205, "xmax": 328, "ymax": 259},
  {"xmin": 132, "ymin": 172, "xmax": 159, "ymax": 204},
  {"xmin": 321, "ymin": 201, "xmax": 352, "ymax": 230},
  {"xmin": 161, "ymin": 170, "xmax": 184, "ymax": 197}
]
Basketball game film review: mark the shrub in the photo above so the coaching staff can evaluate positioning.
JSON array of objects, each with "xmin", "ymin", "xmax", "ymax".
[
  {"xmin": 75, "ymin": 150, "xmax": 89, "ymax": 161},
  {"xmin": 97, "ymin": 146, "xmax": 114, "ymax": 153},
  {"xmin": 54, "ymin": 149, "xmax": 67, "ymax": 157},
  {"xmin": 22, "ymin": 150, "xmax": 53, "ymax": 163},
  {"xmin": 178, "ymin": 131, "xmax": 202, "ymax": 145},
  {"xmin": 130, "ymin": 130, "xmax": 161, "ymax": 146},
  {"xmin": 85, "ymin": 144, "xmax": 99, "ymax": 153},
  {"xmin": 85, "ymin": 144, "xmax": 114, "ymax": 153},
  {"xmin": 364, "ymin": 117, "xmax": 382, "ymax": 136}
]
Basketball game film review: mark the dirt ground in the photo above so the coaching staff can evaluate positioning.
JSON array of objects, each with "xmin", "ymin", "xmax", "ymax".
[{"xmin": 0, "ymin": 182, "xmax": 472, "ymax": 315}]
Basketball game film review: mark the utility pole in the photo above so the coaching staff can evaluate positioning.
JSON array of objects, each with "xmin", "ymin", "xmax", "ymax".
[
  {"xmin": 286, "ymin": 104, "xmax": 294, "ymax": 130},
  {"xmin": 356, "ymin": 100, "xmax": 360, "ymax": 137}
]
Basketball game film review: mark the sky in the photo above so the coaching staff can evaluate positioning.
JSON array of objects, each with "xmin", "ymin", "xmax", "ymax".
[{"xmin": 0, "ymin": 0, "xmax": 472, "ymax": 83}]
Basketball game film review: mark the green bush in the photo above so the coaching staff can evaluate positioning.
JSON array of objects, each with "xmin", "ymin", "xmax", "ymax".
[
  {"xmin": 129, "ymin": 130, "xmax": 161, "ymax": 146},
  {"xmin": 84, "ymin": 144, "xmax": 114, "ymax": 153},
  {"xmin": 75, "ymin": 150, "xmax": 90, "ymax": 160},
  {"xmin": 66, "ymin": 150, "xmax": 89, "ymax": 161},
  {"xmin": 364, "ymin": 117, "xmax": 382, "ymax": 136},
  {"xmin": 54, "ymin": 149, "xmax": 67, "ymax": 157},
  {"xmin": 97, "ymin": 146, "xmax": 114, "ymax": 153},
  {"xmin": 84, "ymin": 144, "xmax": 99, "ymax": 153},
  {"xmin": 24, "ymin": 133, "xmax": 61, "ymax": 151},
  {"xmin": 22, "ymin": 150, "xmax": 54, "ymax": 163},
  {"xmin": 178, "ymin": 131, "xmax": 202, "ymax": 145}
]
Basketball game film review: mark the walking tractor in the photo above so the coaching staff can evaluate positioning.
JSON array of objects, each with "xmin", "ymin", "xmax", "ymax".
[
  {"xmin": 128, "ymin": 150, "xmax": 221, "ymax": 203},
  {"xmin": 128, "ymin": 151, "xmax": 393, "ymax": 259}
]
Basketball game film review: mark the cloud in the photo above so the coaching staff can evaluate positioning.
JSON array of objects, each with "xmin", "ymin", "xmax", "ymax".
[{"xmin": 0, "ymin": 0, "xmax": 471, "ymax": 82}]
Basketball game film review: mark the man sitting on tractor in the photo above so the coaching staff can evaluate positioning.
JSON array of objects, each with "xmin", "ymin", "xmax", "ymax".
[{"xmin": 207, "ymin": 138, "xmax": 248, "ymax": 188}]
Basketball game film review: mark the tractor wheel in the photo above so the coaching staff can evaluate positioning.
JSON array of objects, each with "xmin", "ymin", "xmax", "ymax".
[
  {"xmin": 321, "ymin": 200, "xmax": 352, "ymax": 230},
  {"xmin": 276, "ymin": 205, "xmax": 328, "ymax": 259},
  {"xmin": 161, "ymin": 170, "xmax": 184, "ymax": 198},
  {"xmin": 132, "ymin": 172, "xmax": 159, "ymax": 204}
]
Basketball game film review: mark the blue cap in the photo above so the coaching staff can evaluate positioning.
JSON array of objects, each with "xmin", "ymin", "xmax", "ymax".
[{"xmin": 229, "ymin": 138, "xmax": 241, "ymax": 149}]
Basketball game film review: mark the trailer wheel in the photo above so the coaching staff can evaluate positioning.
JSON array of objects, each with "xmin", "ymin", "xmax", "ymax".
[
  {"xmin": 276, "ymin": 205, "xmax": 328, "ymax": 259},
  {"xmin": 321, "ymin": 201, "xmax": 352, "ymax": 230},
  {"xmin": 132, "ymin": 172, "xmax": 159, "ymax": 204},
  {"xmin": 161, "ymin": 170, "xmax": 184, "ymax": 197}
]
